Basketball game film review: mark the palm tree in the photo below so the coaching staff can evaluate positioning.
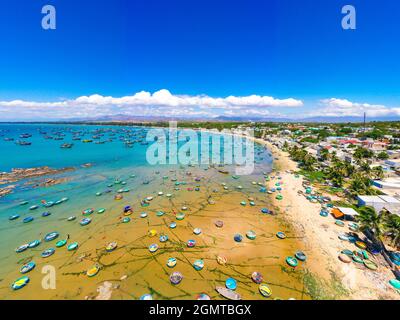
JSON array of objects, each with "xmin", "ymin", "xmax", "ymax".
[
  {"xmin": 319, "ymin": 148, "xmax": 330, "ymax": 161},
  {"xmin": 302, "ymin": 153, "xmax": 317, "ymax": 171},
  {"xmin": 283, "ymin": 141, "xmax": 289, "ymax": 151},
  {"xmin": 371, "ymin": 166, "xmax": 384, "ymax": 180},
  {"xmin": 330, "ymin": 151, "xmax": 338, "ymax": 163},
  {"xmin": 384, "ymin": 214, "xmax": 400, "ymax": 249},
  {"xmin": 359, "ymin": 161, "xmax": 372, "ymax": 175},
  {"xmin": 326, "ymin": 160, "xmax": 347, "ymax": 187},
  {"xmin": 343, "ymin": 161, "xmax": 355, "ymax": 177},
  {"xmin": 357, "ymin": 206, "xmax": 386, "ymax": 240},
  {"xmin": 348, "ymin": 173, "xmax": 375, "ymax": 196}
]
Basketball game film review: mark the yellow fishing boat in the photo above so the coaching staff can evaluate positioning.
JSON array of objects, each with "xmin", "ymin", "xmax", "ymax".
[
  {"xmin": 148, "ymin": 229, "xmax": 157, "ymax": 237},
  {"xmin": 87, "ymin": 265, "xmax": 100, "ymax": 277},
  {"xmin": 259, "ymin": 284, "xmax": 272, "ymax": 297}
]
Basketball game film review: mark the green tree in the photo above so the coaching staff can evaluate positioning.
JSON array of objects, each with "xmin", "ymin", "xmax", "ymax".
[
  {"xmin": 354, "ymin": 147, "xmax": 374, "ymax": 160},
  {"xmin": 325, "ymin": 160, "xmax": 346, "ymax": 187},
  {"xmin": 377, "ymin": 151, "xmax": 389, "ymax": 160},
  {"xmin": 319, "ymin": 148, "xmax": 330, "ymax": 161},
  {"xmin": 359, "ymin": 161, "xmax": 372, "ymax": 175},
  {"xmin": 348, "ymin": 173, "xmax": 375, "ymax": 196},
  {"xmin": 384, "ymin": 214, "xmax": 400, "ymax": 249},
  {"xmin": 302, "ymin": 153, "xmax": 317, "ymax": 171},
  {"xmin": 357, "ymin": 206, "xmax": 385, "ymax": 240},
  {"xmin": 371, "ymin": 166, "xmax": 384, "ymax": 180},
  {"xmin": 283, "ymin": 141, "xmax": 289, "ymax": 151}
]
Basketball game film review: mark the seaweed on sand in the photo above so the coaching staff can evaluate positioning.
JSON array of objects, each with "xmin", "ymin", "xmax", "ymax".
[{"xmin": 303, "ymin": 270, "xmax": 348, "ymax": 300}]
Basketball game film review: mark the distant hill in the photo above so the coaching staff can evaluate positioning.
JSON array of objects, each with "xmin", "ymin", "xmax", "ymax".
[
  {"xmin": 2, "ymin": 114, "xmax": 400, "ymax": 124},
  {"xmin": 214, "ymin": 115, "xmax": 400, "ymax": 123}
]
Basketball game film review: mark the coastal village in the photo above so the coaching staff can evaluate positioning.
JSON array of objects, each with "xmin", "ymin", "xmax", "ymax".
[{"xmin": 245, "ymin": 121, "xmax": 400, "ymax": 298}]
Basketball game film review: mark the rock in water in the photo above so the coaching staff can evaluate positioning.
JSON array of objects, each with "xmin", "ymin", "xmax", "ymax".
[{"xmin": 95, "ymin": 281, "xmax": 113, "ymax": 300}]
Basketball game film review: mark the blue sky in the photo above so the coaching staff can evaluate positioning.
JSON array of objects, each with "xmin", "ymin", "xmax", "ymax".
[{"xmin": 0, "ymin": 0, "xmax": 399, "ymax": 120}]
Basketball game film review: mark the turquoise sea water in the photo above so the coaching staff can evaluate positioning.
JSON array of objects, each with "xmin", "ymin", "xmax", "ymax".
[{"xmin": 0, "ymin": 124, "xmax": 276, "ymax": 299}]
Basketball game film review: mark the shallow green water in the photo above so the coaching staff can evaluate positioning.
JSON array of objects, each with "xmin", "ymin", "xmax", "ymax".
[{"xmin": 0, "ymin": 124, "xmax": 283, "ymax": 300}]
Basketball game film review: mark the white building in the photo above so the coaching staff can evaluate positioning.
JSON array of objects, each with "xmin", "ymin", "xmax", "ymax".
[
  {"xmin": 357, "ymin": 195, "xmax": 400, "ymax": 215},
  {"xmin": 385, "ymin": 159, "xmax": 400, "ymax": 170}
]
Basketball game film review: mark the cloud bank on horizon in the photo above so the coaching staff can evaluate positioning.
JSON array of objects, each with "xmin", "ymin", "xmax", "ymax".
[
  {"xmin": 312, "ymin": 98, "xmax": 400, "ymax": 118},
  {"xmin": 0, "ymin": 89, "xmax": 399, "ymax": 121}
]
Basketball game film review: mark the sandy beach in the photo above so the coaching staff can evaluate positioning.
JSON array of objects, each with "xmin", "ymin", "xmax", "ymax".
[{"xmin": 258, "ymin": 138, "xmax": 399, "ymax": 300}]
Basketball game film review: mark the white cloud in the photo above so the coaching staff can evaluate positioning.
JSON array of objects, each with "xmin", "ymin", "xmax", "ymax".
[
  {"xmin": 307, "ymin": 98, "xmax": 400, "ymax": 118},
  {"xmin": 74, "ymin": 89, "xmax": 302, "ymax": 108},
  {"xmin": 0, "ymin": 89, "xmax": 303, "ymax": 120}
]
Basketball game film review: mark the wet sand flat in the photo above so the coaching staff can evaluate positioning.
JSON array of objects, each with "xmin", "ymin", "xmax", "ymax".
[{"xmin": 0, "ymin": 164, "xmax": 310, "ymax": 300}]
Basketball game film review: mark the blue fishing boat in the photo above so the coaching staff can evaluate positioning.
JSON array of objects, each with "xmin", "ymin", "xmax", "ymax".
[
  {"xmin": 234, "ymin": 234, "xmax": 243, "ymax": 242},
  {"xmin": 41, "ymin": 248, "xmax": 55, "ymax": 258},
  {"xmin": 16, "ymin": 244, "xmax": 29, "ymax": 253},
  {"xmin": 225, "ymin": 277, "xmax": 237, "ymax": 290},
  {"xmin": 82, "ymin": 208, "xmax": 94, "ymax": 216},
  {"xmin": 43, "ymin": 201, "xmax": 54, "ymax": 208},
  {"xmin": 187, "ymin": 239, "xmax": 196, "ymax": 247},
  {"xmin": 44, "ymin": 232, "xmax": 59, "ymax": 242},
  {"xmin": 276, "ymin": 232, "xmax": 286, "ymax": 239},
  {"xmin": 28, "ymin": 239, "xmax": 41, "ymax": 248},
  {"xmin": 56, "ymin": 239, "xmax": 67, "ymax": 248},
  {"xmin": 167, "ymin": 257, "xmax": 177, "ymax": 268},
  {"xmin": 80, "ymin": 217, "xmax": 92, "ymax": 226},
  {"xmin": 320, "ymin": 210, "xmax": 328, "ymax": 217},
  {"xmin": 193, "ymin": 259, "xmax": 204, "ymax": 271},
  {"xmin": 23, "ymin": 216, "xmax": 34, "ymax": 223},
  {"xmin": 149, "ymin": 244, "xmax": 158, "ymax": 253},
  {"xmin": 169, "ymin": 222, "xmax": 177, "ymax": 229},
  {"xmin": 67, "ymin": 242, "xmax": 79, "ymax": 251},
  {"xmin": 12, "ymin": 276, "xmax": 30, "ymax": 290},
  {"xmin": 122, "ymin": 217, "xmax": 130, "ymax": 223},
  {"xmin": 159, "ymin": 234, "xmax": 169, "ymax": 243},
  {"xmin": 176, "ymin": 212, "xmax": 185, "ymax": 220},
  {"xmin": 246, "ymin": 230, "xmax": 256, "ymax": 240},
  {"xmin": 286, "ymin": 256, "xmax": 298, "ymax": 267},
  {"xmin": 20, "ymin": 262, "xmax": 36, "ymax": 274},
  {"xmin": 295, "ymin": 251, "xmax": 307, "ymax": 261}
]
